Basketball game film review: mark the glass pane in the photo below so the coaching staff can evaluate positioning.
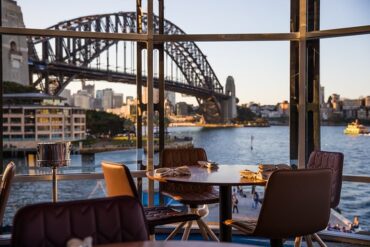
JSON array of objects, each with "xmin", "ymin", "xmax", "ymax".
[
  {"xmin": 321, "ymin": 0, "xmax": 370, "ymax": 30},
  {"xmin": 13, "ymin": 0, "xmax": 290, "ymax": 33}
]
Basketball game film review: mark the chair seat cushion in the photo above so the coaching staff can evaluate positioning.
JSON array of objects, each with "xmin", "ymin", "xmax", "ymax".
[
  {"xmin": 144, "ymin": 206, "xmax": 200, "ymax": 227},
  {"xmin": 161, "ymin": 190, "xmax": 219, "ymax": 206},
  {"xmin": 224, "ymin": 219, "xmax": 257, "ymax": 235}
]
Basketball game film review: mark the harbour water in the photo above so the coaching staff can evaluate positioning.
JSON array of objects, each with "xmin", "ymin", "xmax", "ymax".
[{"xmin": 4, "ymin": 126, "xmax": 370, "ymax": 230}]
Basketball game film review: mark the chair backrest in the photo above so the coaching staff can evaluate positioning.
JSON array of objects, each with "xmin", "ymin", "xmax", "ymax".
[
  {"xmin": 254, "ymin": 169, "xmax": 332, "ymax": 239},
  {"xmin": 307, "ymin": 150, "xmax": 343, "ymax": 208},
  {"xmin": 101, "ymin": 161, "xmax": 138, "ymax": 198},
  {"xmin": 160, "ymin": 148, "xmax": 211, "ymax": 194},
  {"xmin": 161, "ymin": 148, "xmax": 208, "ymax": 168},
  {"xmin": 0, "ymin": 162, "xmax": 15, "ymax": 226},
  {"xmin": 12, "ymin": 196, "xmax": 149, "ymax": 247}
]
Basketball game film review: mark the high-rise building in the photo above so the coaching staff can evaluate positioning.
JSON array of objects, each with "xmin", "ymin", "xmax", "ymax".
[
  {"xmin": 113, "ymin": 93, "xmax": 124, "ymax": 108},
  {"xmin": 102, "ymin": 88, "xmax": 114, "ymax": 109},
  {"xmin": 73, "ymin": 90, "xmax": 92, "ymax": 109},
  {"xmin": 93, "ymin": 98, "xmax": 102, "ymax": 110},
  {"xmin": 82, "ymin": 82, "xmax": 95, "ymax": 98},
  {"xmin": 59, "ymin": 89, "xmax": 72, "ymax": 106},
  {"xmin": 96, "ymin": 90, "xmax": 103, "ymax": 99}
]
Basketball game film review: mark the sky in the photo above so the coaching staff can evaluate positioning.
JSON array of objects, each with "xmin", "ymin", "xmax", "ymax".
[{"xmin": 15, "ymin": 0, "xmax": 370, "ymax": 105}]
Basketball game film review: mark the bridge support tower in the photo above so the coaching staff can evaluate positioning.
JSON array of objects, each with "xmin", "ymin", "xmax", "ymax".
[{"xmin": 221, "ymin": 76, "xmax": 237, "ymax": 123}]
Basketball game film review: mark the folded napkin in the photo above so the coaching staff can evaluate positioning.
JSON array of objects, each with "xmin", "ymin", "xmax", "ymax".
[
  {"xmin": 239, "ymin": 169, "xmax": 257, "ymax": 179},
  {"xmin": 258, "ymin": 164, "xmax": 291, "ymax": 172},
  {"xmin": 154, "ymin": 166, "xmax": 191, "ymax": 178},
  {"xmin": 257, "ymin": 164, "xmax": 291, "ymax": 180},
  {"xmin": 197, "ymin": 161, "xmax": 219, "ymax": 169}
]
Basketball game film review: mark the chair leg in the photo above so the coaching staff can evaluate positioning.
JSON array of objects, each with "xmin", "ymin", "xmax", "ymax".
[
  {"xmin": 294, "ymin": 236, "xmax": 302, "ymax": 247},
  {"xmin": 270, "ymin": 239, "xmax": 283, "ymax": 247},
  {"xmin": 182, "ymin": 220, "xmax": 193, "ymax": 240},
  {"xmin": 305, "ymin": 235, "xmax": 314, "ymax": 247},
  {"xmin": 198, "ymin": 219, "xmax": 219, "ymax": 242},
  {"xmin": 196, "ymin": 219, "xmax": 209, "ymax": 240},
  {"xmin": 312, "ymin": 233, "xmax": 327, "ymax": 247},
  {"xmin": 166, "ymin": 221, "xmax": 187, "ymax": 240}
]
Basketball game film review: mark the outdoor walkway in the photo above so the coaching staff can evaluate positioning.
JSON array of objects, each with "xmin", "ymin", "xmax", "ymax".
[{"xmin": 203, "ymin": 188, "xmax": 262, "ymax": 224}]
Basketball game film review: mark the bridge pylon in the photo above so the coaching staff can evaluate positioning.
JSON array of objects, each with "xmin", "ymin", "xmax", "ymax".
[{"xmin": 220, "ymin": 76, "xmax": 237, "ymax": 123}]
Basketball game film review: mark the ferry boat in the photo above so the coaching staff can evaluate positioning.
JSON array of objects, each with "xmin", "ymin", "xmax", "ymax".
[{"xmin": 343, "ymin": 120, "xmax": 370, "ymax": 135}]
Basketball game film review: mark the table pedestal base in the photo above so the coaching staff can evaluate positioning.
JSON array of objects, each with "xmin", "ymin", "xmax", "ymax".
[{"xmin": 219, "ymin": 185, "xmax": 232, "ymax": 242}]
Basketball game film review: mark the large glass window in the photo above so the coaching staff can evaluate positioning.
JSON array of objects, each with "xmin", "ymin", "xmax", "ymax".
[{"xmin": 1, "ymin": 0, "xmax": 369, "ymax": 237}]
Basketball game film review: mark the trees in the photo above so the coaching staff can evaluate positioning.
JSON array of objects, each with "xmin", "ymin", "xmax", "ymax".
[
  {"xmin": 236, "ymin": 105, "xmax": 256, "ymax": 122},
  {"xmin": 86, "ymin": 110, "xmax": 126, "ymax": 137},
  {"xmin": 3, "ymin": 81, "xmax": 39, "ymax": 93}
]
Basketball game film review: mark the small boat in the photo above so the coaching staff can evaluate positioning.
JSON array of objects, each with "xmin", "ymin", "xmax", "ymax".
[{"xmin": 343, "ymin": 120, "xmax": 370, "ymax": 135}]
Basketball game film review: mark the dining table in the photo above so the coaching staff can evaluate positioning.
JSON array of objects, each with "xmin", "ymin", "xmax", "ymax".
[
  {"xmin": 146, "ymin": 164, "xmax": 267, "ymax": 242},
  {"xmin": 96, "ymin": 240, "xmax": 260, "ymax": 247}
]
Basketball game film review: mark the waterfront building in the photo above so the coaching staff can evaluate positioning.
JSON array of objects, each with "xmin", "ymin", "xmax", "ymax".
[
  {"xmin": 342, "ymin": 98, "xmax": 364, "ymax": 119},
  {"xmin": 3, "ymin": 93, "xmax": 86, "ymax": 150},
  {"xmin": 1, "ymin": 0, "xmax": 29, "ymax": 86},
  {"xmin": 357, "ymin": 108, "xmax": 369, "ymax": 120}
]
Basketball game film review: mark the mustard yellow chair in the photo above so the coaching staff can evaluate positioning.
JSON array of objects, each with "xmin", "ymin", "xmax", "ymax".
[
  {"xmin": 101, "ymin": 161, "xmax": 200, "ymax": 240},
  {"xmin": 0, "ymin": 162, "xmax": 15, "ymax": 228}
]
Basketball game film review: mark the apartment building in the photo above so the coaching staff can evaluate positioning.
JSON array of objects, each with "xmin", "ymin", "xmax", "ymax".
[{"xmin": 3, "ymin": 93, "xmax": 86, "ymax": 149}]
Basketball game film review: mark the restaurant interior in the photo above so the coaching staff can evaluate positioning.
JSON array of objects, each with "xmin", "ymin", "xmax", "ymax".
[{"xmin": 1, "ymin": 0, "xmax": 370, "ymax": 246}]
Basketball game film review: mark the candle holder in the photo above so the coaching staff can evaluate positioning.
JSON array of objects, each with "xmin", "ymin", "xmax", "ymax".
[{"xmin": 37, "ymin": 142, "xmax": 71, "ymax": 202}]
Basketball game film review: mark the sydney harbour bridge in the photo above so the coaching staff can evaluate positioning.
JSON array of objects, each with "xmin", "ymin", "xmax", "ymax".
[{"xmin": 27, "ymin": 12, "xmax": 237, "ymax": 123}]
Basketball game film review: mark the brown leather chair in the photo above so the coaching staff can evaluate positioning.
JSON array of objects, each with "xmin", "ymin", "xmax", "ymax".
[
  {"xmin": 307, "ymin": 150, "xmax": 343, "ymax": 209},
  {"xmin": 304, "ymin": 150, "xmax": 344, "ymax": 247},
  {"xmin": 101, "ymin": 161, "xmax": 200, "ymax": 240},
  {"xmin": 225, "ymin": 169, "xmax": 332, "ymax": 247},
  {"xmin": 12, "ymin": 195, "xmax": 149, "ymax": 247},
  {"xmin": 160, "ymin": 148, "xmax": 219, "ymax": 241},
  {"xmin": 0, "ymin": 162, "xmax": 15, "ymax": 229}
]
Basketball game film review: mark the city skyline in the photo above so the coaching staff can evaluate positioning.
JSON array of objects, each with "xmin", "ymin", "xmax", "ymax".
[{"xmin": 16, "ymin": 0, "xmax": 370, "ymax": 105}]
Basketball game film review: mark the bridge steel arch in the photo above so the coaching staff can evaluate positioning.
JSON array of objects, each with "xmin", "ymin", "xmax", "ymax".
[{"xmin": 28, "ymin": 12, "xmax": 231, "ymax": 123}]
